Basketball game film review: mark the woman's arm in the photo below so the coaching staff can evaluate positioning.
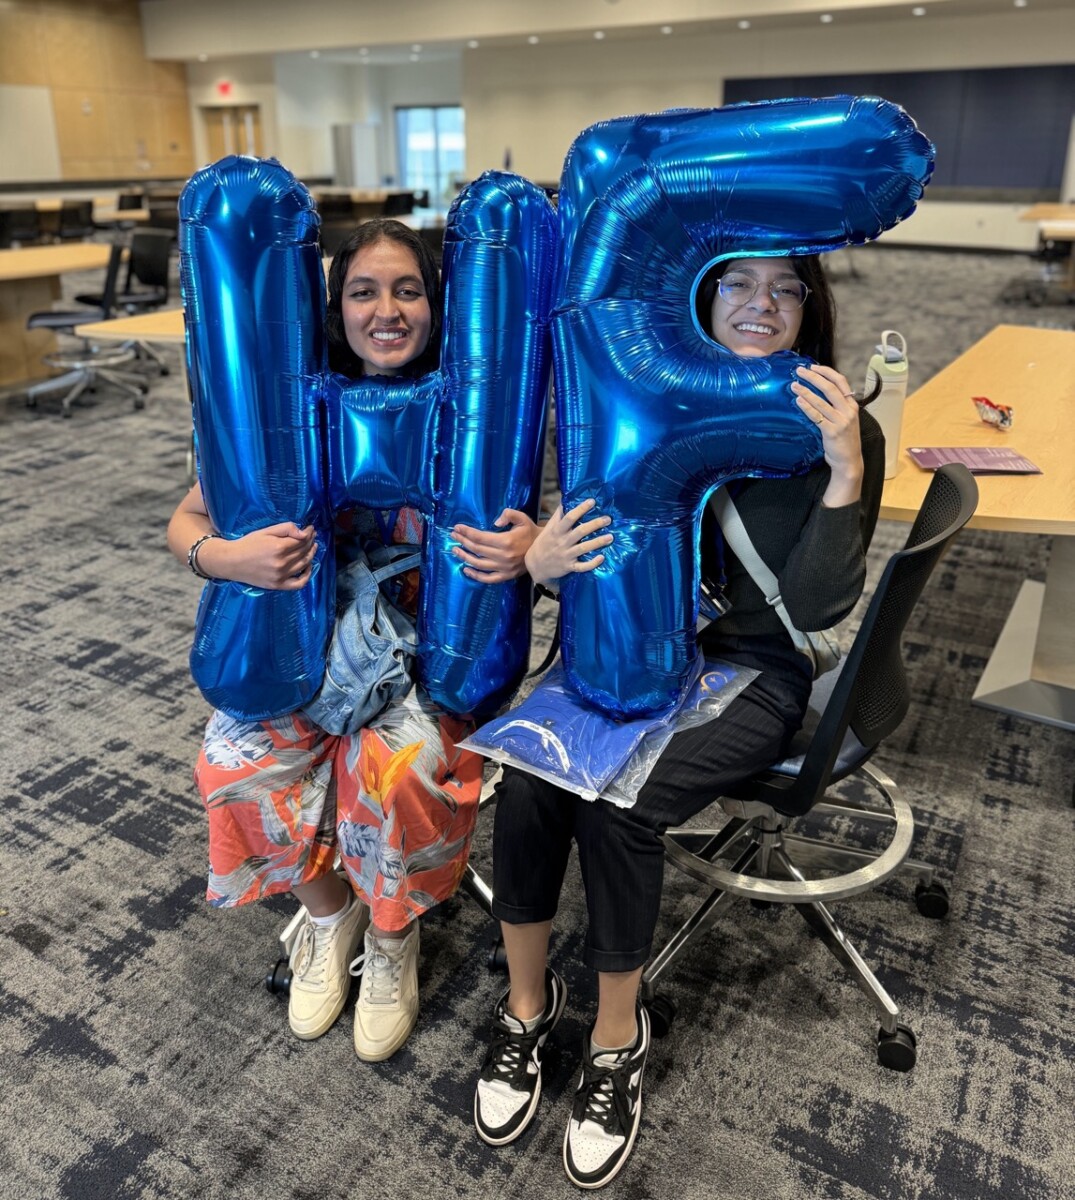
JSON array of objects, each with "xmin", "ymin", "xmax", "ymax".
[{"xmin": 166, "ymin": 482, "xmax": 318, "ymax": 590}]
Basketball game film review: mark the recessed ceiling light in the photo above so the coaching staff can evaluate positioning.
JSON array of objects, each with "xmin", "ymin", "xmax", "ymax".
[
  {"xmin": 738, "ymin": 19, "xmax": 751, "ymax": 30},
  {"xmin": 197, "ymin": 53, "xmax": 208, "ymax": 62},
  {"xmin": 1013, "ymin": 0, "xmax": 1028, "ymax": 7},
  {"xmin": 468, "ymin": 39, "xmax": 480, "ymax": 49},
  {"xmin": 594, "ymin": 30, "xmax": 605, "ymax": 40},
  {"xmin": 411, "ymin": 44, "xmax": 422, "ymax": 52},
  {"xmin": 409, "ymin": 54, "xmax": 419, "ymax": 62},
  {"xmin": 912, "ymin": 5, "xmax": 926, "ymax": 14},
  {"xmin": 309, "ymin": 50, "xmax": 320, "ymax": 58},
  {"xmin": 359, "ymin": 47, "xmax": 369, "ymax": 55},
  {"xmin": 820, "ymin": 13, "xmax": 834, "ymax": 23},
  {"xmin": 528, "ymin": 35, "xmax": 540, "ymax": 44},
  {"xmin": 660, "ymin": 25, "xmax": 673, "ymax": 35}
]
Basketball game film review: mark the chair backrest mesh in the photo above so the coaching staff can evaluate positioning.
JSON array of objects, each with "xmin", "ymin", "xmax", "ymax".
[{"xmin": 775, "ymin": 464, "xmax": 978, "ymax": 812}]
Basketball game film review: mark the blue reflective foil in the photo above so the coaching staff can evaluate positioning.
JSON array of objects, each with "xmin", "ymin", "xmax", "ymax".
[
  {"xmin": 554, "ymin": 97, "xmax": 934, "ymax": 716},
  {"xmin": 180, "ymin": 156, "xmax": 332, "ymax": 720},
  {"xmin": 325, "ymin": 171, "xmax": 557, "ymax": 716}
]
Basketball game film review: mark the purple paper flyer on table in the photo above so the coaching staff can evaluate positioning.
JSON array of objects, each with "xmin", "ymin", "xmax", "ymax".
[{"xmin": 907, "ymin": 446, "xmax": 1042, "ymax": 475}]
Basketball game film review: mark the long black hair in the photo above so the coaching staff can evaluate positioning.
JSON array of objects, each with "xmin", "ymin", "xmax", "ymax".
[
  {"xmin": 325, "ymin": 218, "xmax": 443, "ymax": 379},
  {"xmin": 695, "ymin": 254, "xmax": 838, "ymax": 367}
]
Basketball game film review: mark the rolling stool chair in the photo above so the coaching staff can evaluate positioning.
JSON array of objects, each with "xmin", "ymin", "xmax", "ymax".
[
  {"xmin": 640, "ymin": 463, "xmax": 979, "ymax": 1071},
  {"xmin": 24, "ymin": 242, "xmax": 149, "ymax": 417}
]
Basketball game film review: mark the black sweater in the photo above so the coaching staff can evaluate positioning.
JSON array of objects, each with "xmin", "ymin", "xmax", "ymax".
[{"xmin": 700, "ymin": 410, "xmax": 885, "ymax": 643}]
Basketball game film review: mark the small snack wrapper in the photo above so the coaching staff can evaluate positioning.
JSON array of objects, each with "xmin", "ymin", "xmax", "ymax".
[{"xmin": 972, "ymin": 396, "xmax": 1013, "ymax": 429}]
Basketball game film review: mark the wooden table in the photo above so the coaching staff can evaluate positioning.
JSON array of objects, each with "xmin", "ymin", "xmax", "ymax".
[
  {"xmin": 880, "ymin": 324, "xmax": 1075, "ymax": 729},
  {"xmin": 74, "ymin": 306, "xmax": 185, "ymax": 345},
  {"xmin": 0, "ymin": 243, "xmax": 113, "ymax": 385}
]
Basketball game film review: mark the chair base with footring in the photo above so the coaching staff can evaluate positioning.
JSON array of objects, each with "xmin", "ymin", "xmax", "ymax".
[
  {"xmin": 640, "ymin": 463, "xmax": 979, "ymax": 1072},
  {"xmin": 75, "ymin": 227, "xmax": 175, "ymax": 379},
  {"xmin": 24, "ymin": 242, "xmax": 150, "ymax": 418}
]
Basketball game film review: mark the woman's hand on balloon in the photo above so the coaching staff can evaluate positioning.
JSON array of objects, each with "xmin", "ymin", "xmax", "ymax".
[
  {"xmin": 523, "ymin": 500, "xmax": 613, "ymax": 587},
  {"xmin": 451, "ymin": 508, "xmax": 540, "ymax": 583},
  {"xmin": 792, "ymin": 364, "xmax": 865, "ymax": 507},
  {"xmin": 198, "ymin": 522, "xmax": 318, "ymax": 590}
]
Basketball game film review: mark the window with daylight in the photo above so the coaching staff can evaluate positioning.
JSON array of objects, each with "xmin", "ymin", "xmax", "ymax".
[{"xmin": 395, "ymin": 106, "xmax": 465, "ymax": 207}]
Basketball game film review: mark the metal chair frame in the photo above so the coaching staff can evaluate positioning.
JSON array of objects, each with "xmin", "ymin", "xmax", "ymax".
[{"xmin": 640, "ymin": 463, "xmax": 979, "ymax": 1070}]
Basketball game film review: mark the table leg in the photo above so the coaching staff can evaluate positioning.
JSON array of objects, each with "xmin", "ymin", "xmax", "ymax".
[
  {"xmin": 972, "ymin": 535, "xmax": 1075, "ymax": 730},
  {"xmin": 0, "ymin": 275, "xmax": 60, "ymax": 385}
]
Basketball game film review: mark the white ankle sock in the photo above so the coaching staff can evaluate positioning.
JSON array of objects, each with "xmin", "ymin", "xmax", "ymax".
[
  {"xmin": 309, "ymin": 894, "xmax": 351, "ymax": 927},
  {"xmin": 506, "ymin": 1006, "xmax": 542, "ymax": 1033},
  {"xmin": 591, "ymin": 1029, "xmax": 635, "ymax": 1059}
]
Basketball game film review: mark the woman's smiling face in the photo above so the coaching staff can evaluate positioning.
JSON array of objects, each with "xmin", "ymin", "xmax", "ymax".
[
  {"xmin": 341, "ymin": 238, "xmax": 433, "ymax": 376},
  {"xmin": 708, "ymin": 258, "xmax": 805, "ymax": 358}
]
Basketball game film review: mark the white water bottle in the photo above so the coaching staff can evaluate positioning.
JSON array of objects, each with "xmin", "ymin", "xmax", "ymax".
[{"xmin": 863, "ymin": 330, "xmax": 908, "ymax": 479}]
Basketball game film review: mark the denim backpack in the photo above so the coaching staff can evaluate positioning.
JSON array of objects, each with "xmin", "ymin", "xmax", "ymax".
[{"xmin": 301, "ymin": 543, "xmax": 421, "ymax": 735}]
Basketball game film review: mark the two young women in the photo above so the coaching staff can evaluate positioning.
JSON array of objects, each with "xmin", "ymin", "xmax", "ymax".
[
  {"xmin": 168, "ymin": 219, "xmax": 533, "ymax": 1061},
  {"xmin": 472, "ymin": 255, "xmax": 885, "ymax": 1190},
  {"xmin": 172, "ymin": 232, "xmax": 882, "ymax": 1186}
]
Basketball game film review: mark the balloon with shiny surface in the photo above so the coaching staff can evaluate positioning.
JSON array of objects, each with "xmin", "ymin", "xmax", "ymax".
[
  {"xmin": 180, "ymin": 159, "xmax": 557, "ymax": 720},
  {"xmin": 180, "ymin": 156, "xmax": 331, "ymax": 720},
  {"xmin": 553, "ymin": 96, "xmax": 934, "ymax": 716}
]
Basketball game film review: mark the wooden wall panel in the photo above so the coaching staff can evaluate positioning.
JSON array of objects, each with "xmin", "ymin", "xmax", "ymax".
[
  {"xmin": 51, "ymin": 88, "xmax": 115, "ymax": 162},
  {"xmin": 0, "ymin": 8, "xmax": 47, "ymax": 87},
  {"xmin": 42, "ymin": 6, "xmax": 109, "ymax": 92},
  {"xmin": 0, "ymin": 0, "xmax": 194, "ymax": 182}
]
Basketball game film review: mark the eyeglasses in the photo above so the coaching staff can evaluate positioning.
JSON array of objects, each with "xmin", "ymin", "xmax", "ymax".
[{"xmin": 717, "ymin": 272, "xmax": 810, "ymax": 311}]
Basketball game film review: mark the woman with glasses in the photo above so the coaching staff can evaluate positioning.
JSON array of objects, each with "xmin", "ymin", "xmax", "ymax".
[{"xmin": 472, "ymin": 255, "xmax": 885, "ymax": 1189}]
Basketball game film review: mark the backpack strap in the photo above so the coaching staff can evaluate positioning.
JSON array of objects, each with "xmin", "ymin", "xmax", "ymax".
[
  {"xmin": 369, "ymin": 544, "xmax": 421, "ymax": 584},
  {"xmin": 708, "ymin": 487, "xmax": 812, "ymax": 657}
]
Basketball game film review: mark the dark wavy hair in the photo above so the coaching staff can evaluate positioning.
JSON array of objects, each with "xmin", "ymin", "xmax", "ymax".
[
  {"xmin": 695, "ymin": 254, "xmax": 837, "ymax": 367},
  {"xmin": 325, "ymin": 219, "xmax": 442, "ymax": 379}
]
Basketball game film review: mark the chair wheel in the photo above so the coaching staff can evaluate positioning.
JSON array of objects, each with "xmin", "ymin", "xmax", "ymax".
[
  {"xmin": 644, "ymin": 992, "xmax": 678, "ymax": 1038},
  {"xmin": 160, "ymin": 366, "xmax": 171, "ymax": 376},
  {"xmin": 487, "ymin": 935, "xmax": 508, "ymax": 972},
  {"xmin": 265, "ymin": 958, "xmax": 292, "ymax": 996},
  {"xmin": 877, "ymin": 1023, "xmax": 916, "ymax": 1071},
  {"xmin": 914, "ymin": 880, "xmax": 950, "ymax": 919},
  {"xmin": 750, "ymin": 898, "xmax": 772, "ymax": 910},
  {"xmin": 134, "ymin": 397, "xmax": 145, "ymax": 410}
]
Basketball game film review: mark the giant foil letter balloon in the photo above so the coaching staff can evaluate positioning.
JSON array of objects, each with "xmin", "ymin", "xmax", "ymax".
[
  {"xmin": 180, "ymin": 160, "xmax": 556, "ymax": 720},
  {"xmin": 554, "ymin": 96, "xmax": 934, "ymax": 716}
]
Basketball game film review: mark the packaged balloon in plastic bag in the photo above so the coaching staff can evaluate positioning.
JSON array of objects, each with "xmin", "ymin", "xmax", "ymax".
[{"xmin": 460, "ymin": 657, "xmax": 755, "ymax": 803}]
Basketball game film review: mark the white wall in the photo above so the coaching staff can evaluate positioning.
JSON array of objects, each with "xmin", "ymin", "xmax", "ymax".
[
  {"xmin": 462, "ymin": 6, "xmax": 1075, "ymax": 248},
  {"xmin": 0, "ymin": 85, "xmax": 61, "ymax": 182},
  {"xmin": 463, "ymin": 8, "xmax": 1075, "ymax": 182},
  {"xmin": 274, "ymin": 58, "xmax": 355, "ymax": 179}
]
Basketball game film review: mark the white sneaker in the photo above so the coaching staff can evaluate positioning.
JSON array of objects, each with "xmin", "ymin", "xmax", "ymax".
[
  {"xmin": 287, "ymin": 896, "xmax": 369, "ymax": 1040},
  {"xmin": 351, "ymin": 925, "xmax": 420, "ymax": 1061}
]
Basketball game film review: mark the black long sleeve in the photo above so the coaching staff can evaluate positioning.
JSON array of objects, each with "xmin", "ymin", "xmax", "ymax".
[{"xmin": 700, "ymin": 410, "xmax": 885, "ymax": 641}]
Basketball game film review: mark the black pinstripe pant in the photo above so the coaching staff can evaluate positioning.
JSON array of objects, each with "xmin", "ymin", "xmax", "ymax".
[{"xmin": 491, "ymin": 635, "xmax": 813, "ymax": 972}]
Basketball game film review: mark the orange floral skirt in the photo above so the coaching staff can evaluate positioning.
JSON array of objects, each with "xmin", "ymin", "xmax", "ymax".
[{"xmin": 194, "ymin": 693, "xmax": 481, "ymax": 933}]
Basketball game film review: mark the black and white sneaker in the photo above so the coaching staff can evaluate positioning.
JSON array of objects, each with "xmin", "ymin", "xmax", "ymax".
[
  {"xmin": 474, "ymin": 968, "xmax": 568, "ymax": 1146},
  {"xmin": 563, "ymin": 1005, "xmax": 651, "ymax": 1190}
]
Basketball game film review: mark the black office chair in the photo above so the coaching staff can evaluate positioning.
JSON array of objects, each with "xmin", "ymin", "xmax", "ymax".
[
  {"xmin": 57, "ymin": 199, "xmax": 97, "ymax": 241},
  {"xmin": 641, "ymin": 463, "xmax": 979, "ymax": 1071},
  {"xmin": 0, "ymin": 206, "xmax": 43, "ymax": 248},
  {"xmin": 76, "ymin": 228, "xmax": 174, "ymax": 375},
  {"xmin": 24, "ymin": 242, "xmax": 149, "ymax": 417},
  {"xmin": 382, "ymin": 192, "xmax": 415, "ymax": 217}
]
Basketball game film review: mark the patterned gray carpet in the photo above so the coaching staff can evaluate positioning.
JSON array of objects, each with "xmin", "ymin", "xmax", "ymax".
[{"xmin": 1, "ymin": 245, "xmax": 1073, "ymax": 1200}]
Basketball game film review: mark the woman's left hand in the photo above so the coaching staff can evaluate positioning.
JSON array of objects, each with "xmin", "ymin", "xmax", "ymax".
[
  {"xmin": 792, "ymin": 364, "xmax": 865, "ymax": 507},
  {"xmin": 451, "ymin": 508, "xmax": 540, "ymax": 583}
]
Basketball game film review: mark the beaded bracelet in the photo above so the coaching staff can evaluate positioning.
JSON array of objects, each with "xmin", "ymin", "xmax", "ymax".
[{"xmin": 187, "ymin": 532, "xmax": 223, "ymax": 581}]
